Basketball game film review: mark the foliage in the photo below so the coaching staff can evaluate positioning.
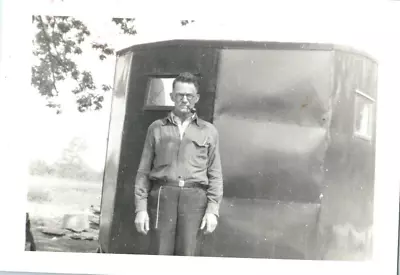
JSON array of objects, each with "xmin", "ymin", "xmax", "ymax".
[
  {"xmin": 32, "ymin": 15, "xmax": 195, "ymax": 114},
  {"xmin": 29, "ymin": 137, "xmax": 103, "ymax": 182},
  {"xmin": 111, "ymin": 18, "xmax": 137, "ymax": 35},
  {"xmin": 31, "ymin": 15, "xmax": 136, "ymax": 114},
  {"xmin": 180, "ymin": 20, "xmax": 195, "ymax": 26}
]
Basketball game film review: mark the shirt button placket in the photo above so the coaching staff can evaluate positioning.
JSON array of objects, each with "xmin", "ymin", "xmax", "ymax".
[
  {"xmin": 176, "ymin": 125, "xmax": 185, "ymax": 188},
  {"xmin": 178, "ymin": 176, "xmax": 184, "ymax": 188}
]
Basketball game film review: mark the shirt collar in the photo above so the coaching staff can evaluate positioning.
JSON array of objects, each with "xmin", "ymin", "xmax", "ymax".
[{"xmin": 163, "ymin": 111, "xmax": 200, "ymax": 127}]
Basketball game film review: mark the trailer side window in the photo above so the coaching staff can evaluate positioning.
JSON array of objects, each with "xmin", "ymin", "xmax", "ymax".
[
  {"xmin": 354, "ymin": 90, "xmax": 375, "ymax": 141},
  {"xmin": 144, "ymin": 77, "xmax": 175, "ymax": 108}
]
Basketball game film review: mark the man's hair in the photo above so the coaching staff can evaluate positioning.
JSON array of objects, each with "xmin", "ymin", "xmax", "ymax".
[{"xmin": 172, "ymin": 72, "xmax": 200, "ymax": 93}]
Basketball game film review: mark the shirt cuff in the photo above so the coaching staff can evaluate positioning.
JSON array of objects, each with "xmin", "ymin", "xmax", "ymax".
[
  {"xmin": 135, "ymin": 199, "xmax": 148, "ymax": 213},
  {"xmin": 205, "ymin": 202, "xmax": 220, "ymax": 217}
]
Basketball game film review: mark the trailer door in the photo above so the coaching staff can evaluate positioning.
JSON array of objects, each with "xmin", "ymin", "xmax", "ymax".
[{"xmin": 100, "ymin": 46, "xmax": 218, "ymax": 254}]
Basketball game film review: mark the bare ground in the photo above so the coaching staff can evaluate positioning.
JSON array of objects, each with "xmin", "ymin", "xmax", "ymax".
[{"xmin": 27, "ymin": 175, "xmax": 102, "ymax": 253}]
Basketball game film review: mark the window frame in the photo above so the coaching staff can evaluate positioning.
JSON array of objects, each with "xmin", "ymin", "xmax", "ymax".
[
  {"xmin": 353, "ymin": 89, "xmax": 376, "ymax": 141},
  {"xmin": 143, "ymin": 74, "xmax": 178, "ymax": 111}
]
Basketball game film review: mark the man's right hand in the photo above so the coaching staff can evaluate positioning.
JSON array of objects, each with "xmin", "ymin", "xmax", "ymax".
[{"xmin": 134, "ymin": 211, "xmax": 150, "ymax": 235}]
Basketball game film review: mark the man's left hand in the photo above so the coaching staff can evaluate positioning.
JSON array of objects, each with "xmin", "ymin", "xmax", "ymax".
[{"xmin": 200, "ymin": 213, "xmax": 218, "ymax": 234}]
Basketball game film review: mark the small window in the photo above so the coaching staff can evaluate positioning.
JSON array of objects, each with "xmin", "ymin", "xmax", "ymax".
[
  {"xmin": 145, "ymin": 77, "xmax": 175, "ymax": 108},
  {"xmin": 354, "ymin": 90, "xmax": 375, "ymax": 141}
]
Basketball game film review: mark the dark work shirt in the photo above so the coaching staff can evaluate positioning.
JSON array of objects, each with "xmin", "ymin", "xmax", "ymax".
[{"xmin": 134, "ymin": 112, "xmax": 223, "ymax": 216}]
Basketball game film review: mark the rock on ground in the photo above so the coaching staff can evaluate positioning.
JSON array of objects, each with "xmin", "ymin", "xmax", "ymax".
[{"xmin": 62, "ymin": 213, "xmax": 90, "ymax": 233}]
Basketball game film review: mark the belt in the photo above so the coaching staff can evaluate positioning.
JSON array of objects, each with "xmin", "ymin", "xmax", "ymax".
[{"xmin": 152, "ymin": 179, "xmax": 207, "ymax": 189}]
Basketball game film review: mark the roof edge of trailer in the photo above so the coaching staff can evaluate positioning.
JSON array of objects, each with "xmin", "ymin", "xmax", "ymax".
[{"xmin": 116, "ymin": 39, "xmax": 378, "ymax": 64}]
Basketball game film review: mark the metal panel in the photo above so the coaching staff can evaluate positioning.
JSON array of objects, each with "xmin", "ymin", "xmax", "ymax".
[
  {"xmin": 203, "ymin": 49, "xmax": 333, "ymax": 259},
  {"xmin": 318, "ymin": 51, "xmax": 378, "ymax": 260},
  {"xmin": 214, "ymin": 49, "xmax": 332, "ymax": 203},
  {"xmin": 98, "ymin": 52, "xmax": 133, "ymax": 252},
  {"xmin": 116, "ymin": 40, "xmax": 377, "ymax": 64},
  {"xmin": 200, "ymin": 198, "xmax": 320, "ymax": 259}
]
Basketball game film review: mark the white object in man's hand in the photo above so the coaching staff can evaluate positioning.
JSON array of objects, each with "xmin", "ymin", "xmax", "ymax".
[
  {"xmin": 200, "ymin": 213, "xmax": 218, "ymax": 234},
  {"xmin": 135, "ymin": 211, "xmax": 150, "ymax": 235}
]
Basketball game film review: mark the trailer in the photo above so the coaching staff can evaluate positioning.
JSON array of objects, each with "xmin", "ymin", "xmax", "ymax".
[{"xmin": 98, "ymin": 39, "xmax": 378, "ymax": 260}]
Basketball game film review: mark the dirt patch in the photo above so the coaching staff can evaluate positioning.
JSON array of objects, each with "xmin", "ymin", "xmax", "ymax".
[
  {"xmin": 27, "ymin": 176, "xmax": 102, "ymax": 253},
  {"xmin": 30, "ymin": 224, "xmax": 99, "ymax": 253}
]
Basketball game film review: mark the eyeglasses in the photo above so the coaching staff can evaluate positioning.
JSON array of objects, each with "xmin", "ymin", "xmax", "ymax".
[{"xmin": 175, "ymin": 93, "xmax": 197, "ymax": 101}]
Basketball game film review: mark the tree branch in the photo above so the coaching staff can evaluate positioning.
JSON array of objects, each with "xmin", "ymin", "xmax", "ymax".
[
  {"xmin": 37, "ymin": 15, "xmax": 60, "ymax": 97},
  {"xmin": 43, "ymin": 17, "xmax": 84, "ymax": 92},
  {"xmin": 33, "ymin": 15, "xmax": 116, "ymax": 113}
]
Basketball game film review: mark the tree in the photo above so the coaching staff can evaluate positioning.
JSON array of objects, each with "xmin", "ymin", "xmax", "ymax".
[
  {"xmin": 32, "ymin": 16, "xmax": 195, "ymax": 114},
  {"xmin": 31, "ymin": 16, "xmax": 136, "ymax": 114}
]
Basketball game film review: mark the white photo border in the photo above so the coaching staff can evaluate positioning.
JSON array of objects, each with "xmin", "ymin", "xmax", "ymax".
[{"xmin": 0, "ymin": 0, "xmax": 399, "ymax": 275}]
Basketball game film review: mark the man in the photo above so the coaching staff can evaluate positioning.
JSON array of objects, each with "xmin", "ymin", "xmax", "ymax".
[{"xmin": 134, "ymin": 72, "xmax": 223, "ymax": 256}]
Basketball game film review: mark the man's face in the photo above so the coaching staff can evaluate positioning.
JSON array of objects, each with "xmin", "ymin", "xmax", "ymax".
[{"xmin": 170, "ymin": 81, "xmax": 199, "ymax": 115}]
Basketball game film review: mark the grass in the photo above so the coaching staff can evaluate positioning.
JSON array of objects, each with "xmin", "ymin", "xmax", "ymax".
[{"xmin": 27, "ymin": 175, "xmax": 102, "ymax": 253}]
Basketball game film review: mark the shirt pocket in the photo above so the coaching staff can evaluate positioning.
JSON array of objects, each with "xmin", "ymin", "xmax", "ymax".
[
  {"xmin": 154, "ymin": 136, "xmax": 175, "ymax": 167},
  {"xmin": 189, "ymin": 135, "xmax": 209, "ymax": 168}
]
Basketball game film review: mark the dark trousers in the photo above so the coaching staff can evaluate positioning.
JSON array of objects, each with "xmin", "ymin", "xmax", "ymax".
[{"xmin": 147, "ymin": 184, "xmax": 207, "ymax": 256}]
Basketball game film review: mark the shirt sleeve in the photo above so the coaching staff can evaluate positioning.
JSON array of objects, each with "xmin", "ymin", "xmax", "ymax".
[
  {"xmin": 206, "ymin": 127, "xmax": 224, "ymax": 217},
  {"xmin": 134, "ymin": 124, "xmax": 155, "ymax": 213}
]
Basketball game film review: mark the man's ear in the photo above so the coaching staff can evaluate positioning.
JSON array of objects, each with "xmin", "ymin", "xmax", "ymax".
[{"xmin": 195, "ymin": 93, "xmax": 200, "ymax": 104}]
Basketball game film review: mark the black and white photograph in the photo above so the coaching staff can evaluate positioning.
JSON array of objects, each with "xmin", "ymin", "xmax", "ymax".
[
  {"xmin": 1, "ymin": 0, "xmax": 400, "ymax": 275},
  {"xmin": 25, "ymin": 12, "xmax": 378, "ymax": 259}
]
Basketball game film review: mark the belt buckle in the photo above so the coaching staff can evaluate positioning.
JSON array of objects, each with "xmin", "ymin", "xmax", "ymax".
[{"xmin": 178, "ymin": 179, "xmax": 185, "ymax": 187}]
